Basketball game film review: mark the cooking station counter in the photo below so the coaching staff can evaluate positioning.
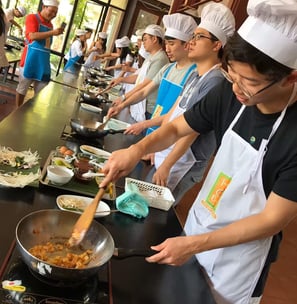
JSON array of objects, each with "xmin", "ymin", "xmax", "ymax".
[{"xmin": 0, "ymin": 77, "xmax": 216, "ymax": 304}]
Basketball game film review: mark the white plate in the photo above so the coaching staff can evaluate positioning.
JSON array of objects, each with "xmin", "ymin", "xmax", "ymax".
[
  {"xmin": 56, "ymin": 195, "xmax": 110, "ymax": 217},
  {"xmin": 80, "ymin": 145, "xmax": 111, "ymax": 159},
  {"xmin": 103, "ymin": 117, "xmax": 130, "ymax": 130},
  {"xmin": 80, "ymin": 103, "xmax": 102, "ymax": 113}
]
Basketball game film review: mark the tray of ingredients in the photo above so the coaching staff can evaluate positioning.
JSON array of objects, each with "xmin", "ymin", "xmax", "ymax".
[
  {"xmin": 0, "ymin": 146, "xmax": 41, "ymax": 188},
  {"xmin": 39, "ymin": 146, "xmax": 115, "ymax": 200}
]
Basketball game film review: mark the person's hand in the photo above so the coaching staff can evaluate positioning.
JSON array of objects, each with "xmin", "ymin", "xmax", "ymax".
[
  {"xmin": 109, "ymin": 77, "xmax": 122, "ymax": 87},
  {"xmin": 152, "ymin": 164, "xmax": 170, "ymax": 187},
  {"xmin": 107, "ymin": 103, "xmax": 122, "ymax": 118},
  {"xmin": 141, "ymin": 153, "xmax": 154, "ymax": 164},
  {"xmin": 100, "ymin": 146, "xmax": 142, "ymax": 188},
  {"xmin": 124, "ymin": 121, "xmax": 147, "ymax": 135},
  {"xmin": 146, "ymin": 236, "xmax": 195, "ymax": 266},
  {"xmin": 53, "ymin": 27, "xmax": 64, "ymax": 36},
  {"xmin": 111, "ymin": 97, "xmax": 122, "ymax": 107}
]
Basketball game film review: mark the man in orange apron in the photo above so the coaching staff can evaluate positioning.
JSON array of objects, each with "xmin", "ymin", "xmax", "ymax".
[
  {"xmin": 15, "ymin": 0, "xmax": 64, "ymax": 107},
  {"xmin": 100, "ymin": 0, "xmax": 297, "ymax": 303}
]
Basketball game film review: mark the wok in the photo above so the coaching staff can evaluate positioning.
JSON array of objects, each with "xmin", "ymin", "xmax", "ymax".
[
  {"xmin": 70, "ymin": 118, "xmax": 125, "ymax": 138},
  {"xmin": 16, "ymin": 209, "xmax": 154, "ymax": 282},
  {"xmin": 80, "ymin": 91, "xmax": 110, "ymax": 106},
  {"xmin": 85, "ymin": 78, "xmax": 107, "ymax": 88}
]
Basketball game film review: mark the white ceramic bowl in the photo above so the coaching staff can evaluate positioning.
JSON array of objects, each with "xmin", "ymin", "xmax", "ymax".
[{"xmin": 47, "ymin": 165, "xmax": 74, "ymax": 185}]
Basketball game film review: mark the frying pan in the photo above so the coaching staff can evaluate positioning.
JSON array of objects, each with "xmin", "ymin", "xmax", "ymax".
[
  {"xmin": 16, "ymin": 209, "xmax": 154, "ymax": 281},
  {"xmin": 70, "ymin": 118, "xmax": 125, "ymax": 138},
  {"xmin": 85, "ymin": 78, "xmax": 107, "ymax": 88}
]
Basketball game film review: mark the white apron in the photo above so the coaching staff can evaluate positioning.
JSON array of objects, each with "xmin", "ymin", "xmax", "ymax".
[
  {"xmin": 154, "ymin": 66, "xmax": 219, "ymax": 190},
  {"xmin": 184, "ymin": 85, "xmax": 296, "ymax": 303},
  {"xmin": 130, "ymin": 55, "xmax": 151, "ymax": 122}
]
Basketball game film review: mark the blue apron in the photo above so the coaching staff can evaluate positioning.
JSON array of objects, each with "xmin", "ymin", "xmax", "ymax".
[
  {"xmin": 23, "ymin": 14, "xmax": 52, "ymax": 82},
  {"xmin": 64, "ymin": 43, "xmax": 82, "ymax": 73},
  {"xmin": 146, "ymin": 63, "xmax": 196, "ymax": 135}
]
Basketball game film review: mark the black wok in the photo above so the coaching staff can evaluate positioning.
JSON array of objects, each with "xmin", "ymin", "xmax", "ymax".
[
  {"xmin": 85, "ymin": 78, "xmax": 107, "ymax": 88},
  {"xmin": 80, "ymin": 91, "xmax": 110, "ymax": 106},
  {"xmin": 70, "ymin": 118, "xmax": 125, "ymax": 138},
  {"xmin": 16, "ymin": 210, "xmax": 154, "ymax": 282}
]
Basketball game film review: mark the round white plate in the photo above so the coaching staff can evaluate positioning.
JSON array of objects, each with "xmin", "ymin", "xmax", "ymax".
[
  {"xmin": 56, "ymin": 194, "xmax": 110, "ymax": 218},
  {"xmin": 80, "ymin": 145, "xmax": 111, "ymax": 158},
  {"xmin": 80, "ymin": 103, "xmax": 102, "ymax": 113}
]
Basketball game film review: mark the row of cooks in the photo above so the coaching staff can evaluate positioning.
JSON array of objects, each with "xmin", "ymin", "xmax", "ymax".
[
  {"xmin": 0, "ymin": 78, "xmax": 217, "ymax": 302},
  {"xmin": 10, "ymin": 0, "xmax": 297, "ymax": 303},
  {"xmin": 93, "ymin": 1, "xmax": 296, "ymax": 304}
]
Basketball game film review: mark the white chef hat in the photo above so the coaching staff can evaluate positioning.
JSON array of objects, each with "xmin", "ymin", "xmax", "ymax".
[
  {"xmin": 238, "ymin": 0, "xmax": 297, "ymax": 69},
  {"xmin": 75, "ymin": 29, "xmax": 87, "ymax": 36},
  {"xmin": 144, "ymin": 24, "xmax": 165, "ymax": 40},
  {"xmin": 115, "ymin": 36, "xmax": 130, "ymax": 48},
  {"xmin": 138, "ymin": 43, "xmax": 150, "ymax": 59},
  {"xmin": 131, "ymin": 34, "xmax": 138, "ymax": 44},
  {"xmin": 16, "ymin": 6, "xmax": 26, "ymax": 17},
  {"xmin": 98, "ymin": 32, "xmax": 107, "ymax": 39},
  {"xmin": 163, "ymin": 13, "xmax": 197, "ymax": 42},
  {"xmin": 198, "ymin": 2, "xmax": 235, "ymax": 46},
  {"xmin": 135, "ymin": 29, "xmax": 145, "ymax": 40},
  {"xmin": 43, "ymin": 0, "xmax": 59, "ymax": 7}
]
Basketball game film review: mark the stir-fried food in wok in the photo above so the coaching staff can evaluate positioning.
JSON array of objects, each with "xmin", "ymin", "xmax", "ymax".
[{"xmin": 29, "ymin": 242, "xmax": 93, "ymax": 269}]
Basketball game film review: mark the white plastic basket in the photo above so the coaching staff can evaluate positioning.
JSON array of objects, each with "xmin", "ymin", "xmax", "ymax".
[{"xmin": 125, "ymin": 178, "xmax": 175, "ymax": 211}]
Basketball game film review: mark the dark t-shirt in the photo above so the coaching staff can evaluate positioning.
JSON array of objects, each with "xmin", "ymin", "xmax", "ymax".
[
  {"xmin": 184, "ymin": 79, "xmax": 297, "ymax": 295},
  {"xmin": 184, "ymin": 79, "xmax": 297, "ymax": 201}
]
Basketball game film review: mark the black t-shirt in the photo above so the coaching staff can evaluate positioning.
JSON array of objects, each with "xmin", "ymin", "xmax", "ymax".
[
  {"xmin": 184, "ymin": 79, "xmax": 297, "ymax": 201},
  {"xmin": 184, "ymin": 79, "xmax": 297, "ymax": 295}
]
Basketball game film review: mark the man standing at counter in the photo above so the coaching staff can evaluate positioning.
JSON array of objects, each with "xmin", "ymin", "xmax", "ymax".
[
  {"xmin": 15, "ymin": 0, "xmax": 64, "ymax": 107},
  {"xmin": 108, "ymin": 13, "xmax": 197, "ymax": 127},
  {"xmin": 100, "ymin": 0, "xmax": 297, "ymax": 303}
]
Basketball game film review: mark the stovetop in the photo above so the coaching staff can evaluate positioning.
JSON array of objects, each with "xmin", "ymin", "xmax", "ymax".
[{"xmin": 0, "ymin": 242, "xmax": 111, "ymax": 304}]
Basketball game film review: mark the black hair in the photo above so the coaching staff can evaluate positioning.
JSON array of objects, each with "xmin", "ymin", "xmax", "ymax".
[
  {"xmin": 101, "ymin": 38, "xmax": 107, "ymax": 53},
  {"xmin": 0, "ymin": 6, "xmax": 5, "ymax": 36},
  {"xmin": 85, "ymin": 27, "xmax": 93, "ymax": 33},
  {"xmin": 224, "ymin": 32, "xmax": 293, "ymax": 82},
  {"xmin": 120, "ymin": 46, "xmax": 133, "ymax": 63}
]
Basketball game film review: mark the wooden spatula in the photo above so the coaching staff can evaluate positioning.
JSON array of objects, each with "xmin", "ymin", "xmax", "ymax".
[
  {"xmin": 68, "ymin": 187, "xmax": 106, "ymax": 247},
  {"xmin": 97, "ymin": 117, "xmax": 110, "ymax": 130}
]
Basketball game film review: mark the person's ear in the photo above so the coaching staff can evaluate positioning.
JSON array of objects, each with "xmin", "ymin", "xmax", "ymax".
[
  {"xmin": 282, "ymin": 70, "xmax": 297, "ymax": 87},
  {"xmin": 212, "ymin": 41, "xmax": 222, "ymax": 52}
]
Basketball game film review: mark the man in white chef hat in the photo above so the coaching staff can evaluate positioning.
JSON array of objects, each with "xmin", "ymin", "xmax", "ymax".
[
  {"xmin": 100, "ymin": 1, "xmax": 297, "ymax": 303},
  {"xmin": 16, "ymin": 0, "xmax": 64, "ymax": 107},
  {"xmin": 4, "ymin": 5, "xmax": 27, "ymax": 34},
  {"xmin": 109, "ymin": 13, "xmax": 197, "ymax": 125}
]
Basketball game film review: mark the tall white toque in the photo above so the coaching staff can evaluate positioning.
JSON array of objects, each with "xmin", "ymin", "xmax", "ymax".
[
  {"xmin": 238, "ymin": 0, "xmax": 297, "ymax": 69},
  {"xmin": 144, "ymin": 25, "xmax": 165, "ymax": 40},
  {"xmin": 198, "ymin": 2, "xmax": 235, "ymax": 46},
  {"xmin": 163, "ymin": 13, "xmax": 197, "ymax": 42}
]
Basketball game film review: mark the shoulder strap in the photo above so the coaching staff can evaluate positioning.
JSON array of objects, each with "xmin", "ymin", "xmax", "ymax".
[{"xmin": 180, "ymin": 64, "xmax": 196, "ymax": 86}]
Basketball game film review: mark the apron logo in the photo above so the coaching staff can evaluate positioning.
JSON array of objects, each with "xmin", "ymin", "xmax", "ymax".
[
  {"xmin": 202, "ymin": 172, "xmax": 231, "ymax": 218},
  {"xmin": 151, "ymin": 104, "xmax": 163, "ymax": 119}
]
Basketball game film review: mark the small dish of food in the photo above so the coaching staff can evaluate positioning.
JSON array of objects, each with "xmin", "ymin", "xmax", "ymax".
[
  {"xmin": 56, "ymin": 194, "xmax": 111, "ymax": 217},
  {"xmin": 47, "ymin": 165, "xmax": 74, "ymax": 185}
]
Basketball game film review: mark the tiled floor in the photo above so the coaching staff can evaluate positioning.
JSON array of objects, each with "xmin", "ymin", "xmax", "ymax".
[{"xmin": 1, "ymin": 80, "xmax": 296, "ymax": 304}]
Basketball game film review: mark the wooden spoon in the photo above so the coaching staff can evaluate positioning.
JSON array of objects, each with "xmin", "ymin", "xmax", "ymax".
[
  {"xmin": 97, "ymin": 117, "xmax": 110, "ymax": 130},
  {"xmin": 68, "ymin": 187, "xmax": 106, "ymax": 246}
]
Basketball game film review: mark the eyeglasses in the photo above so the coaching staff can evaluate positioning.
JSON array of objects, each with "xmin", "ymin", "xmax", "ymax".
[
  {"xmin": 220, "ymin": 68, "xmax": 278, "ymax": 99},
  {"xmin": 190, "ymin": 33, "xmax": 217, "ymax": 42}
]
